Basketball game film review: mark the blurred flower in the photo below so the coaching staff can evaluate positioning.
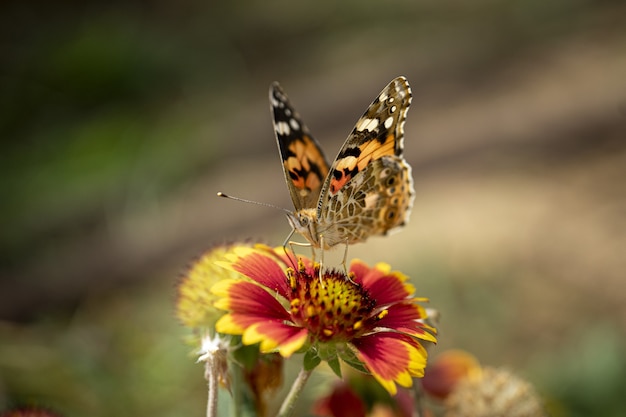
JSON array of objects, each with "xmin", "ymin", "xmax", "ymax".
[
  {"xmin": 176, "ymin": 243, "xmax": 257, "ymax": 404},
  {"xmin": 176, "ymin": 243, "xmax": 251, "ymax": 329},
  {"xmin": 423, "ymin": 350, "xmax": 547, "ymax": 417},
  {"xmin": 212, "ymin": 245, "xmax": 436, "ymax": 395},
  {"xmin": 313, "ymin": 378, "xmax": 414, "ymax": 417},
  {"xmin": 313, "ymin": 382, "xmax": 367, "ymax": 417},
  {"xmin": 445, "ymin": 367, "xmax": 547, "ymax": 417},
  {"xmin": 421, "ymin": 349, "xmax": 482, "ymax": 400}
]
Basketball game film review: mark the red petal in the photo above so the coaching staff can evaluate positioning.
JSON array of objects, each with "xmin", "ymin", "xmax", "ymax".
[
  {"xmin": 226, "ymin": 281, "xmax": 291, "ymax": 322},
  {"xmin": 353, "ymin": 333, "xmax": 427, "ymax": 393},
  {"xmin": 348, "ymin": 260, "xmax": 372, "ymax": 285},
  {"xmin": 377, "ymin": 304, "xmax": 435, "ymax": 342},
  {"xmin": 245, "ymin": 321, "xmax": 309, "ymax": 357},
  {"xmin": 350, "ymin": 261, "xmax": 414, "ymax": 306},
  {"xmin": 366, "ymin": 275, "xmax": 412, "ymax": 306},
  {"xmin": 233, "ymin": 252, "xmax": 290, "ymax": 298}
]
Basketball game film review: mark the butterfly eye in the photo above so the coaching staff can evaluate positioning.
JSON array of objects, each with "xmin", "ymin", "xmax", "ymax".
[{"xmin": 298, "ymin": 213, "xmax": 310, "ymax": 226}]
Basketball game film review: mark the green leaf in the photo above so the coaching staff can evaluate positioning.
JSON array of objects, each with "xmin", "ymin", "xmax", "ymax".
[
  {"xmin": 339, "ymin": 347, "xmax": 369, "ymax": 374},
  {"xmin": 303, "ymin": 350, "xmax": 322, "ymax": 371},
  {"xmin": 327, "ymin": 355, "xmax": 342, "ymax": 379}
]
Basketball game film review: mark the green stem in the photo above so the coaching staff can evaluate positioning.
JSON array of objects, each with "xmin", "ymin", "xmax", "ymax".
[
  {"xmin": 230, "ymin": 360, "xmax": 242, "ymax": 417},
  {"xmin": 276, "ymin": 367, "xmax": 313, "ymax": 417},
  {"xmin": 412, "ymin": 379, "xmax": 425, "ymax": 417}
]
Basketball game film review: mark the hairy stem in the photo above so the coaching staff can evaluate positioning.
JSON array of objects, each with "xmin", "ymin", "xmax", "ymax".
[
  {"xmin": 276, "ymin": 367, "xmax": 313, "ymax": 417},
  {"xmin": 205, "ymin": 356, "xmax": 219, "ymax": 417}
]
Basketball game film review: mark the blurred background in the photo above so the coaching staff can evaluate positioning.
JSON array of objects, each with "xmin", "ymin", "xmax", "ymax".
[{"xmin": 1, "ymin": 1, "xmax": 625, "ymax": 416}]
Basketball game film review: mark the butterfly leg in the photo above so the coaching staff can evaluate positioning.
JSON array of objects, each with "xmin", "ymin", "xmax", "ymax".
[
  {"xmin": 281, "ymin": 228, "xmax": 299, "ymax": 269},
  {"xmin": 318, "ymin": 235, "xmax": 326, "ymax": 285},
  {"xmin": 285, "ymin": 240, "xmax": 312, "ymax": 271},
  {"xmin": 340, "ymin": 239, "xmax": 357, "ymax": 285}
]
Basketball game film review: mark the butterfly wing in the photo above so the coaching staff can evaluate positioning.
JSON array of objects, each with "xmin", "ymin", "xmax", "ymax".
[
  {"xmin": 270, "ymin": 82, "xmax": 330, "ymax": 211},
  {"xmin": 316, "ymin": 76, "xmax": 414, "ymax": 246}
]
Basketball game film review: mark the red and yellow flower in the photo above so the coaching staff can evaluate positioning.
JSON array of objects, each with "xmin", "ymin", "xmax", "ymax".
[{"xmin": 212, "ymin": 244, "xmax": 436, "ymax": 395}]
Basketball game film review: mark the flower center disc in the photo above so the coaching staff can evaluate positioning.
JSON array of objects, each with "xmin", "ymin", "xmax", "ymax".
[{"xmin": 288, "ymin": 266, "xmax": 376, "ymax": 342}]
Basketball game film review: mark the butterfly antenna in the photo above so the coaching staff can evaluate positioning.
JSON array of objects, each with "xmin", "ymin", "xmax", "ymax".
[{"xmin": 217, "ymin": 192, "xmax": 293, "ymax": 215}]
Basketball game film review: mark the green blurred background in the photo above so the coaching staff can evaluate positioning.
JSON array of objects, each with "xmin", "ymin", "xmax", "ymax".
[{"xmin": 1, "ymin": 1, "xmax": 625, "ymax": 416}]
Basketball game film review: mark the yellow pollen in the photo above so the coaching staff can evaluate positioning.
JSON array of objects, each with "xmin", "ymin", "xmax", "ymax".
[
  {"xmin": 306, "ymin": 305, "xmax": 316, "ymax": 317},
  {"xmin": 353, "ymin": 320, "xmax": 363, "ymax": 330},
  {"xmin": 377, "ymin": 309, "xmax": 389, "ymax": 320},
  {"xmin": 323, "ymin": 329, "xmax": 333, "ymax": 337}
]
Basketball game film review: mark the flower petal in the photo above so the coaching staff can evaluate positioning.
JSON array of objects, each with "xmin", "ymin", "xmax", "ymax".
[
  {"xmin": 352, "ymin": 333, "xmax": 428, "ymax": 395},
  {"xmin": 377, "ymin": 303, "xmax": 437, "ymax": 343},
  {"xmin": 176, "ymin": 243, "xmax": 249, "ymax": 329},
  {"xmin": 244, "ymin": 322, "xmax": 309, "ymax": 357},
  {"xmin": 350, "ymin": 260, "xmax": 413, "ymax": 305},
  {"xmin": 230, "ymin": 248, "xmax": 291, "ymax": 298},
  {"xmin": 212, "ymin": 280, "xmax": 291, "ymax": 323}
]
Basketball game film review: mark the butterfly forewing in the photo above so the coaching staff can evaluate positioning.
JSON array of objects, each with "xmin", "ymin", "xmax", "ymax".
[
  {"xmin": 314, "ymin": 76, "xmax": 414, "ymax": 247},
  {"xmin": 319, "ymin": 76, "xmax": 412, "ymax": 203},
  {"xmin": 270, "ymin": 83, "xmax": 330, "ymax": 212}
]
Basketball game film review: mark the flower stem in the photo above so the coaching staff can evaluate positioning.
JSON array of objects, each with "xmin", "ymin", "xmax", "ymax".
[
  {"xmin": 412, "ymin": 380, "xmax": 425, "ymax": 417},
  {"xmin": 276, "ymin": 367, "xmax": 313, "ymax": 417},
  {"xmin": 205, "ymin": 359, "xmax": 219, "ymax": 417}
]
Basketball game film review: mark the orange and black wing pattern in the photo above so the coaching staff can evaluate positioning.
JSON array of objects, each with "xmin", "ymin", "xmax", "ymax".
[{"xmin": 270, "ymin": 83, "xmax": 330, "ymax": 211}]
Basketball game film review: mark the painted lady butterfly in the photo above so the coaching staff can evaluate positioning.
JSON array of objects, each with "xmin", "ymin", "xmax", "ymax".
[{"xmin": 270, "ymin": 76, "xmax": 414, "ymax": 251}]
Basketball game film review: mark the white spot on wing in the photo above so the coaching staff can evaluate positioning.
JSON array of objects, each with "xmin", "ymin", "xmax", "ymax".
[
  {"xmin": 289, "ymin": 118, "xmax": 300, "ymax": 131},
  {"xmin": 384, "ymin": 117, "xmax": 394, "ymax": 129},
  {"xmin": 356, "ymin": 118, "xmax": 379, "ymax": 132},
  {"xmin": 276, "ymin": 121, "xmax": 290, "ymax": 135}
]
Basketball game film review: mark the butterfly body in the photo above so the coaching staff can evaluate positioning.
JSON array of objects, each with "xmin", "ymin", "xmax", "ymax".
[{"xmin": 270, "ymin": 77, "xmax": 414, "ymax": 250}]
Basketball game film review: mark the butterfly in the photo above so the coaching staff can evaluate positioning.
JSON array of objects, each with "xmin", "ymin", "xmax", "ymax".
[{"xmin": 270, "ymin": 76, "xmax": 414, "ymax": 251}]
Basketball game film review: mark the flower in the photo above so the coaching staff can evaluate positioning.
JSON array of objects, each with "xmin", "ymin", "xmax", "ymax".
[
  {"xmin": 444, "ymin": 367, "xmax": 547, "ymax": 417},
  {"xmin": 313, "ymin": 382, "xmax": 367, "ymax": 417},
  {"xmin": 313, "ymin": 376, "xmax": 414, "ymax": 417},
  {"xmin": 176, "ymin": 243, "xmax": 251, "ymax": 330},
  {"xmin": 213, "ymin": 244, "xmax": 437, "ymax": 395},
  {"xmin": 421, "ymin": 349, "xmax": 482, "ymax": 400},
  {"xmin": 422, "ymin": 350, "xmax": 547, "ymax": 417}
]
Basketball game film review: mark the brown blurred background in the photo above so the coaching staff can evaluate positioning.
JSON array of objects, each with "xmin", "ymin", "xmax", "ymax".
[{"xmin": 1, "ymin": 1, "xmax": 625, "ymax": 416}]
